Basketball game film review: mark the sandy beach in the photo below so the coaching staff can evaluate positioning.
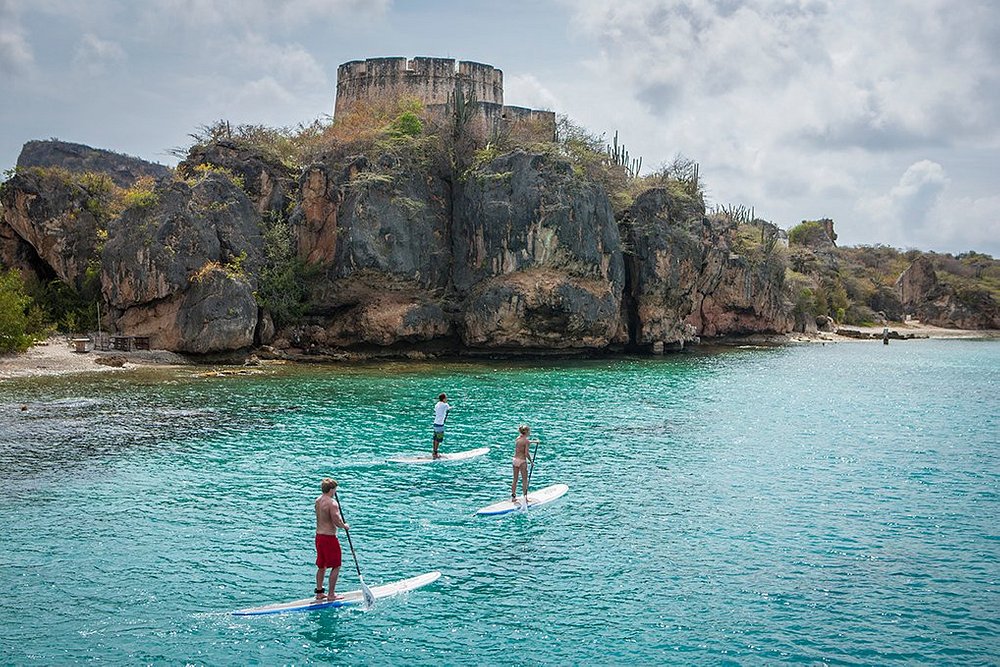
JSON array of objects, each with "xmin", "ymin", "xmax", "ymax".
[
  {"xmin": 0, "ymin": 337, "xmax": 190, "ymax": 381},
  {"xmin": 793, "ymin": 321, "xmax": 1000, "ymax": 344}
]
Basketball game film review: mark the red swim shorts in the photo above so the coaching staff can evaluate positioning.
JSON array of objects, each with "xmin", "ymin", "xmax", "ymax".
[{"xmin": 315, "ymin": 533, "xmax": 342, "ymax": 569}]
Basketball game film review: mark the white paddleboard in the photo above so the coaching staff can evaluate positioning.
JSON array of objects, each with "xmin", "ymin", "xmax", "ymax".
[
  {"xmin": 388, "ymin": 446, "xmax": 490, "ymax": 464},
  {"xmin": 475, "ymin": 483, "xmax": 569, "ymax": 516},
  {"xmin": 232, "ymin": 570, "xmax": 441, "ymax": 616}
]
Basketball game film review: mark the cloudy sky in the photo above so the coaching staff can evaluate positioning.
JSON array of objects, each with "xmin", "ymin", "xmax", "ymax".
[{"xmin": 2, "ymin": 0, "xmax": 998, "ymax": 255}]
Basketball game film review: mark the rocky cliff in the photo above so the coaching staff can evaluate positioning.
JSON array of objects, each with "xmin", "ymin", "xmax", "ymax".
[
  {"xmin": 1, "ymin": 138, "xmax": 806, "ymax": 355},
  {"xmin": 897, "ymin": 256, "xmax": 1000, "ymax": 329},
  {"xmin": 623, "ymin": 188, "xmax": 792, "ymax": 347},
  {"xmin": 17, "ymin": 140, "xmax": 170, "ymax": 188},
  {"xmin": 101, "ymin": 174, "xmax": 264, "ymax": 353}
]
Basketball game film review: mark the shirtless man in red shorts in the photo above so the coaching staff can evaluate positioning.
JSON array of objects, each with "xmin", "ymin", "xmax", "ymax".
[{"xmin": 315, "ymin": 478, "xmax": 350, "ymax": 600}]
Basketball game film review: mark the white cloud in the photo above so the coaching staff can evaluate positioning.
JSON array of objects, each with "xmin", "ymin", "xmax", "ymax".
[
  {"xmin": 860, "ymin": 160, "xmax": 949, "ymax": 241},
  {"xmin": 553, "ymin": 0, "xmax": 1000, "ymax": 254},
  {"xmin": 234, "ymin": 76, "xmax": 297, "ymax": 108},
  {"xmin": 229, "ymin": 35, "xmax": 329, "ymax": 94},
  {"xmin": 0, "ymin": 0, "xmax": 34, "ymax": 77},
  {"xmin": 504, "ymin": 73, "xmax": 561, "ymax": 111},
  {"xmin": 854, "ymin": 160, "xmax": 1000, "ymax": 255},
  {"xmin": 0, "ymin": 29, "xmax": 33, "ymax": 75},
  {"xmin": 73, "ymin": 33, "xmax": 125, "ymax": 76},
  {"xmin": 145, "ymin": 0, "xmax": 389, "ymax": 30}
]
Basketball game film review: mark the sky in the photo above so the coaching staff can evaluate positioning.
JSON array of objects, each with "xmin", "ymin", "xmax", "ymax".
[{"xmin": 1, "ymin": 0, "xmax": 998, "ymax": 256}]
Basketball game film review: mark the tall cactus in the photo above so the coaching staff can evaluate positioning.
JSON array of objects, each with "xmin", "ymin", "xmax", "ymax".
[{"xmin": 606, "ymin": 130, "xmax": 642, "ymax": 179}]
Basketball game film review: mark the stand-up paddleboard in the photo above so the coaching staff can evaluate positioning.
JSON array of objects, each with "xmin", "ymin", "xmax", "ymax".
[
  {"xmin": 388, "ymin": 446, "xmax": 490, "ymax": 464},
  {"xmin": 476, "ymin": 483, "xmax": 569, "ymax": 516},
  {"xmin": 232, "ymin": 571, "xmax": 441, "ymax": 616}
]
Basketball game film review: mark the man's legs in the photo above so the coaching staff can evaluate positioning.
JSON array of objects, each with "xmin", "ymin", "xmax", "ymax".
[
  {"xmin": 327, "ymin": 566, "xmax": 341, "ymax": 600},
  {"xmin": 315, "ymin": 567, "xmax": 326, "ymax": 599},
  {"xmin": 433, "ymin": 429, "xmax": 443, "ymax": 458}
]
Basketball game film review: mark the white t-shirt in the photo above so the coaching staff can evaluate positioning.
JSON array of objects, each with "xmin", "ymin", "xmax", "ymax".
[{"xmin": 434, "ymin": 401, "xmax": 450, "ymax": 425}]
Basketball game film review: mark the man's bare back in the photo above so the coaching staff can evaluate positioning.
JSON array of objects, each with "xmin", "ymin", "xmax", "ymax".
[{"xmin": 315, "ymin": 494, "xmax": 346, "ymax": 535}]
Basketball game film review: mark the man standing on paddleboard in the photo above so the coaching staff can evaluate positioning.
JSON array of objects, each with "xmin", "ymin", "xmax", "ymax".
[
  {"xmin": 315, "ymin": 478, "xmax": 349, "ymax": 601},
  {"xmin": 432, "ymin": 393, "xmax": 451, "ymax": 459}
]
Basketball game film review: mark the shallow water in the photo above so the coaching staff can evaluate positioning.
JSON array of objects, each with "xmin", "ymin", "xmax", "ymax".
[{"xmin": 1, "ymin": 340, "xmax": 997, "ymax": 665}]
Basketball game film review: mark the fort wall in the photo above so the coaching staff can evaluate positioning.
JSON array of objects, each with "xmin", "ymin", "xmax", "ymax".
[{"xmin": 334, "ymin": 56, "xmax": 555, "ymax": 142}]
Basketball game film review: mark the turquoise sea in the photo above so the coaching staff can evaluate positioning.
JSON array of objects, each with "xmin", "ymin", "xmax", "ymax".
[{"xmin": 1, "ymin": 340, "xmax": 997, "ymax": 665}]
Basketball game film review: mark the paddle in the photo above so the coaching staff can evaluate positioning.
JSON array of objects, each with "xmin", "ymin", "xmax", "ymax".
[
  {"xmin": 526, "ymin": 440, "xmax": 540, "ymax": 488},
  {"xmin": 333, "ymin": 490, "xmax": 376, "ymax": 610},
  {"xmin": 521, "ymin": 439, "xmax": 541, "ymax": 510}
]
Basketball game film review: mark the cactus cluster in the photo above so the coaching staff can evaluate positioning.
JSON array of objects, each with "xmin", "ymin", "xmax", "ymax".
[{"xmin": 606, "ymin": 131, "xmax": 642, "ymax": 179}]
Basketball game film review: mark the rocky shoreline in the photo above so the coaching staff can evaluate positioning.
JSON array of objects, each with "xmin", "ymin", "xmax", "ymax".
[{"xmin": 3, "ymin": 323, "xmax": 997, "ymax": 382}]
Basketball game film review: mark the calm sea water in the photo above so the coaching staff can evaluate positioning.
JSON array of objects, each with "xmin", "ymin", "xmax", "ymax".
[{"xmin": 0, "ymin": 340, "xmax": 997, "ymax": 665}]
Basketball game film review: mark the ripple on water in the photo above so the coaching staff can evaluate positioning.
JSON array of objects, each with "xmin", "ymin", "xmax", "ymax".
[{"xmin": 0, "ymin": 341, "xmax": 997, "ymax": 664}]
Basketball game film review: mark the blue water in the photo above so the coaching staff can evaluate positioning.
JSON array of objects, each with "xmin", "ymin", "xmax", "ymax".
[{"xmin": 0, "ymin": 340, "xmax": 997, "ymax": 665}]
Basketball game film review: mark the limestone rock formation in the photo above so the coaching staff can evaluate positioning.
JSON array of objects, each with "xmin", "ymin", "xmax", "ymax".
[
  {"xmin": 102, "ymin": 173, "xmax": 263, "ymax": 353},
  {"xmin": 896, "ymin": 257, "xmax": 1000, "ymax": 329},
  {"xmin": 177, "ymin": 140, "xmax": 295, "ymax": 217},
  {"xmin": 16, "ymin": 139, "xmax": 170, "ymax": 187},
  {"xmin": 454, "ymin": 150, "xmax": 625, "ymax": 349},
  {"xmin": 0, "ymin": 136, "xmax": 808, "ymax": 356},
  {"xmin": 622, "ymin": 188, "xmax": 792, "ymax": 347},
  {"xmin": 289, "ymin": 151, "xmax": 453, "ymax": 347},
  {"xmin": 0, "ymin": 167, "xmax": 102, "ymax": 288}
]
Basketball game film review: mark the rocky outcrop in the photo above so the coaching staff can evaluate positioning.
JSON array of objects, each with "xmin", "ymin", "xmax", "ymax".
[
  {"xmin": 623, "ymin": 189, "xmax": 792, "ymax": 348},
  {"xmin": 101, "ymin": 173, "xmax": 263, "ymax": 353},
  {"xmin": 690, "ymin": 249, "xmax": 792, "ymax": 337},
  {"xmin": 0, "ymin": 167, "xmax": 102, "ymax": 288},
  {"xmin": 1, "ymin": 138, "xmax": 806, "ymax": 355},
  {"xmin": 453, "ymin": 150, "xmax": 625, "ymax": 349},
  {"xmin": 288, "ymin": 150, "xmax": 453, "ymax": 347},
  {"xmin": 177, "ymin": 140, "xmax": 295, "ymax": 217},
  {"xmin": 17, "ymin": 140, "xmax": 170, "ymax": 188},
  {"xmin": 896, "ymin": 257, "xmax": 1000, "ymax": 328}
]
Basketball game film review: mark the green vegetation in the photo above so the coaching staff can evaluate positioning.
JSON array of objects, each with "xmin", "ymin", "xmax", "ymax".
[
  {"xmin": 186, "ymin": 162, "xmax": 246, "ymax": 191},
  {"xmin": 0, "ymin": 269, "xmax": 39, "ymax": 352},
  {"xmin": 788, "ymin": 220, "xmax": 830, "ymax": 246},
  {"xmin": 177, "ymin": 119, "xmax": 331, "ymax": 171},
  {"xmin": 120, "ymin": 176, "xmax": 159, "ymax": 210},
  {"xmin": 23, "ymin": 274, "xmax": 101, "ymax": 333},
  {"xmin": 388, "ymin": 110, "xmax": 423, "ymax": 139},
  {"xmin": 255, "ymin": 212, "xmax": 314, "ymax": 328}
]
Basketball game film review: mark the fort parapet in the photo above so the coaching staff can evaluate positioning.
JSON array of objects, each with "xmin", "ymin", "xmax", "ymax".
[{"xmin": 334, "ymin": 57, "xmax": 556, "ymax": 141}]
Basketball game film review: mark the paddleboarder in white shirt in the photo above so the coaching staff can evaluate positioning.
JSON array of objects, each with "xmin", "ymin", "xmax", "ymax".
[{"xmin": 432, "ymin": 393, "xmax": 451, "ymax": 459}]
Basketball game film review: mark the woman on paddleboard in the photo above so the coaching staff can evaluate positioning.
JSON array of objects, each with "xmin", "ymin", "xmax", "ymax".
[{"xmin": 511, "ymin": 424, "xmax": 536, "ymax": 503}]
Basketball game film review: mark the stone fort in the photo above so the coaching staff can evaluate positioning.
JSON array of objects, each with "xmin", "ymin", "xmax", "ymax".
[{"xmin": 334, "ymin": 57, "xmax": 556, "ymax": 140}]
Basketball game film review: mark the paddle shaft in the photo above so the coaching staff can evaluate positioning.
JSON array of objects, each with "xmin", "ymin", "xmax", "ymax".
[
  {"xmin": 526, "ymin": 440, "xmax": 540, "ymax": 489},
  {"xmin": 333, "ymin": 490, "xmax": 364, "ymax": 579}
]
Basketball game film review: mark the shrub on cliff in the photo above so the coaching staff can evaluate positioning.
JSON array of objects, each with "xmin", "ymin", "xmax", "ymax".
[
  {"xmin": 178, "ymin": 119, "xmax": 331, "ymax": 171},
  {"xmin": 0, "ymin": 269, "xmax": 38, "ymax": 352},
  {"xmin": 255, "ymin": 212, "xmax": 313, "ymax": 328},
  {"xmin": 788, "ymin": 220, "xmax": 829, "ymax": 246}
]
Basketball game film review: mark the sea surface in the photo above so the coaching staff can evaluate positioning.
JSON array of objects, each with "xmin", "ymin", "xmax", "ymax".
[{"xmin": 0, "ymin": 340, "xmax": 997, "ymax": 665}]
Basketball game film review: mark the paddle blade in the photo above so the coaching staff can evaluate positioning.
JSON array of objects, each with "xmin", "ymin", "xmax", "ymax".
[{"xmin": 360, "ymin": 578, "xmax": 376, "ymax": 610}]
